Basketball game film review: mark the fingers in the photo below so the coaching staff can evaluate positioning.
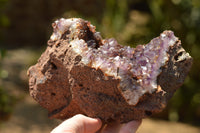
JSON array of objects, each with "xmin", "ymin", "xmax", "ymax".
[
  {"xmin": 78, "ymin": 115, "xmax": 102, "ymax": 133},
  {"xmin": 51, "ymin": 114, "xmax": 141, "ymax": 133},
  {"xmin": 119, "ymin": 120, "xmax": 142, "ymax": 133},
  {"xmin": 102, "ymin": 121, "xmax": 122, "ymax": 133},
  {"xmin": 51, "ymin": 114, "xmax": 102, "ymax": 133},
  {"xmin": 102, "ymin": 120, "xmax": 142, "ymax": 133}
]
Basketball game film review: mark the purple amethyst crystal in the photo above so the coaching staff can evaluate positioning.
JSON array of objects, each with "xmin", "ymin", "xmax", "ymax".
[
  {"xmin": 28, "ymin": 18, "xmax": 192, "ymax": 122},
  {"xmin": 50, "ymin": 18, "xmax": 185, "ymax": 105}
]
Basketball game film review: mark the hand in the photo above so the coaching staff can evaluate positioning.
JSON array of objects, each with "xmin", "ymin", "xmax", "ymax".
[
  {"xmin": 51, "ymin": 114, "xmax": 101, "ymax": 133},
  {"xmin": 51, "ymin": 114, "xmax": 141, "ymax": 133},
  {"xmin": 102, "ymin": 120, "xmax": 142, "ymax": 133}
]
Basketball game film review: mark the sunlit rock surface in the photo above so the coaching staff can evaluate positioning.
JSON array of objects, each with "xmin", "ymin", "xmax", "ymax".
[{"xmin": 27, "ymin": 18, "xmax": 192, "ymax": 123}]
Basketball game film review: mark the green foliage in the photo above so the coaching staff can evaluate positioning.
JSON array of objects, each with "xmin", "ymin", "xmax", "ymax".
[
  {"xmin": 0, "ymin": 50, "xmax": 15, "ymax": 121},
  {"xmin": 0, "ymin": 87, "xmax": 15, "ymax": 120},
  {"xmin": 0, "ymin": 0, "xmax": 14, "ymax": 121}
]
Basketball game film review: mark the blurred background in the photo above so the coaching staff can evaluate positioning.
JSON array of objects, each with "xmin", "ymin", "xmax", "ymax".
[{"xmin": 0, "ymin": 0, "xmax": 200, "ymax": 132}]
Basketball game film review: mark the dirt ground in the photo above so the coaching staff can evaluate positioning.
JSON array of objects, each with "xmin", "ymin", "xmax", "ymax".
[{"xmin": 0, "ymin": 95, "xmax": 200, "ymax": 133}]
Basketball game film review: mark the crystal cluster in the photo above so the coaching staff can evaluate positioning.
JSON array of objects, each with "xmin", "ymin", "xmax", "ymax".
[
  {"xmin": 28, "ymin": 18, "xmax": 192, "ymax": 122},
  {"xmin": 50, "ymin": 18, "xmax": 178, "ymax": 105}
]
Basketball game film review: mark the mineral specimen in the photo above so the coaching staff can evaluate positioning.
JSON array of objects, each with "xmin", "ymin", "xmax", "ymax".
[{"xmin": 27, "ymin": 18, "xmax": 193, "ymax": 123}]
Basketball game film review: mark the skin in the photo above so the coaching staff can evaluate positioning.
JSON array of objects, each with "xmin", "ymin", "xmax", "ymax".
[{"xmin": 51, "ymin": 114, "xmax": 142, "ymax": 133}]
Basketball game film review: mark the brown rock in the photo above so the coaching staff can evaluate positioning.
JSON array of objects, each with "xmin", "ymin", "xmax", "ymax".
[{"xmin": 27, "ymin": 18, "xmax": 192, "ymax": 123}]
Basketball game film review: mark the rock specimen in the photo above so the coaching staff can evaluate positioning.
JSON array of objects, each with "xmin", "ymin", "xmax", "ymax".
[{"xmin": 27, "ymin": 18, "xmax": 193, "ymax": 123}]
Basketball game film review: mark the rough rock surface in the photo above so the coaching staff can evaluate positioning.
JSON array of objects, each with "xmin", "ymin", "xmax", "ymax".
[{"xmin": 27, "ymin": 18, "xmax": 193, "ymax": 123}]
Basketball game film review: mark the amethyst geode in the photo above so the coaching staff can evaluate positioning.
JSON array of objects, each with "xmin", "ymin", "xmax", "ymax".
[{"xmin": 27, "ymin": 18, "xmax": 192, "ymax": 123}]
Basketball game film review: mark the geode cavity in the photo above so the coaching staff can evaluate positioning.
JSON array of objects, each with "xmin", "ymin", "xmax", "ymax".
[{"xmin": 27, "ymin": 18, "xmax": 192, "ymax": 123}]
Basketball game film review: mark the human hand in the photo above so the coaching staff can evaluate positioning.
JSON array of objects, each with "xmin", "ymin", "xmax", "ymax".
[
  {"xmin": 102, "ymin": 119, "xmax": 142, "ymax": 133},
  {"xmin": 51, "ymin": 114, "xmax": 141, "ymax": 133},
  {"xmin": 51, "ymin": 114, "xmax": 102, "ymax": 133}
]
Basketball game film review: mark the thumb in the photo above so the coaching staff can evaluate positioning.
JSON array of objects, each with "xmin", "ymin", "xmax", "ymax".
[{"xmin": 51, "ymin": 114, "xmax": 102, "ymax": 133}]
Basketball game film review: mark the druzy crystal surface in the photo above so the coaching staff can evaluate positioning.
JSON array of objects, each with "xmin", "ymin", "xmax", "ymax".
[{"xmin": 51, "ymin": 18, "xmax": 179, "ymax": 105}]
